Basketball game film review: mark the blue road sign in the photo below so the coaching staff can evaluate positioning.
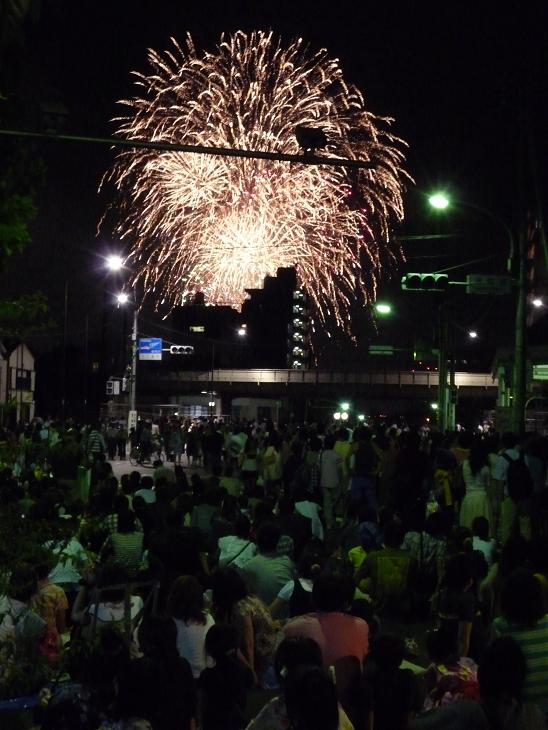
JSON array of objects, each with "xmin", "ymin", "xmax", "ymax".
[{"xmin": 139, "ymin": 337, "xmax": 163, "ymax": 361}]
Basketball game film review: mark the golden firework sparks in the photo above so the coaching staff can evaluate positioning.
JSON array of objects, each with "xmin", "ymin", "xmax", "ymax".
[{"xmin": 103, "ymin": 31, "xmax": 410, "ymax": 328}]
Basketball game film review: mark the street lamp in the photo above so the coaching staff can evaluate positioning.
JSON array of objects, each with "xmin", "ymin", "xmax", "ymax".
[
  {"xmin": 333, "ymin": 412, "xmax": 341, "ymax": 421},
  {"xmin": 430, "ymin": 402, "xmax": 439, "ymax": 410},
  {"xmin": 340, "ymin": 402, "xmax": 350, "ymax": 412},
  {"xmin": 116, "ymin": 292, "xmax": 130, "ymax": 305},
  {"xmin": 375, "ymin": 302, "xmax": 392, "ymax": 315},
  {"xmin": 340, "ymin": 411, "xmax": 349, "ymax": 422},
  {"xmin": 106, "ymin": 254, "xmax": 124, "ymax": 272},
  {"xmin": 468, "ymin": 330, "xmax": 478, "ymax": 339},
  {"xmin": 237, "ymin": 326, "xmax": 247, "ymax": 337},
  {"xmin": 428, "ymin": 192, "xmax": 450, "ymax": 210},
  {"xmin": 532, "ymin": 298, "xmax": 543, "ymax": 308}
]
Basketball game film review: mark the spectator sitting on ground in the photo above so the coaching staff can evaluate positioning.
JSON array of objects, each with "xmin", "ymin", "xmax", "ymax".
[
  {"xmin": 134, "ymin": 475, "xmax": 156, "ymax": 504},
  {"xmin": 283, "ymin": 573, "xmax": 369, "ymax": 668},
  {"xmin": 284, "ymin": 664, "xmax": 340, "ymax": 730},
  {"xmin": 167, "ymin": 575, "xmax": 215, "ymax": 679},
  {"xmin": 275, "ymin": 495, "xmax": 313, "ymax": 562},
  {"xmin": 100, "ymin": 508, "xmax": 144, "ymax": 576},
  {"xmin": 491, "ymin": 568, "xmax": 548, "ymax": 714},
  {"xmin": 423, "ymin": 624, "xmax": 479, "ymax": 710},
  {"xmin": 218, "ymin": 514, "xmax": 257, "ymax": 570},
  {"xmin": 137, "ymin": 615, "xmax": 197, "ymax": 730},
  {"xmin": 241, "ymin": 522, "xmax": 295, "ymax": 607},
  {"xmin": 361, "ymin": 634, "xmax": 422, "ymax": 730},
  {"xmin": 269, "ymin": 548, "xmax": 324, "ymax": 619},
  {"xmin": 246, "ymin": 636, "xmax": 354, "ymax": 730},
  {"xmin": 479, "ymin": 636, "xmax": 546, "ymax": 730},
  {"xmin": 198, "ymin": 623, "xmax": 254, "ymax": 730}
]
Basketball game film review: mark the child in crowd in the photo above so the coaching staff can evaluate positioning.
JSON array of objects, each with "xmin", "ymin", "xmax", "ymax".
[
  {"xmin": 361, "ymin": 634, "xmax": 422, "ymax": 730},
  {"xmin": 472, "ymin": 517, "xmax": 496, "ymax": 566},
  {"xmin": 423, "ymin": 624, "xmax": 479, "ymax": 710},
  {"xmin": 198, "ymin": 624, "xmax": 254, "ymax": 730}
]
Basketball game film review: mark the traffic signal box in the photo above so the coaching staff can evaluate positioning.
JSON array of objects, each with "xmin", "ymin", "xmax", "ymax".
[{"xmin": 401, "ymin": 273, "xmax": 449, "ymax": 291}]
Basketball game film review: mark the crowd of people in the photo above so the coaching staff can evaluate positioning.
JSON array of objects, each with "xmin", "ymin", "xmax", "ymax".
[{"xmin": 1, "ymin": 414, "xmax": 548, "ymax": 729}]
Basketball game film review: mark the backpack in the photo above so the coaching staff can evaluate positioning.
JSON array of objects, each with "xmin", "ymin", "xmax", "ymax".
[{"xmin": 502, "ymin": 452, "xmax": 533, "ymax": 502}]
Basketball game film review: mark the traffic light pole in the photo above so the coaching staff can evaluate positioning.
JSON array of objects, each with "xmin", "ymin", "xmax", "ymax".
[
  {"xmin": 512, "ymin": 231, "xmax": 527, "ymax": 434},
  {"xmin": 437, "ymin": 301, "xmax": 449, "ymax": 432}
]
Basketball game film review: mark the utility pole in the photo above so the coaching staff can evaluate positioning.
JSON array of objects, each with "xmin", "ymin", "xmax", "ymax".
[
  {"xmin": 128, "ymin": 308, "xmax": 138, "ymax": 428},
  {"xmin": 437, "ymin": 301, "xmax": 449, "ymax": 432},
  {"xmin": 512, "ymin": 230, "xmax": 527, "ymax": 434}
]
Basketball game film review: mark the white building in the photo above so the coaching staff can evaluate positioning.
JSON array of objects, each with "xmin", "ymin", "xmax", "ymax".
[{"xmin": 0, "ymin": 342, "xmax": 36, "ymax": 423}]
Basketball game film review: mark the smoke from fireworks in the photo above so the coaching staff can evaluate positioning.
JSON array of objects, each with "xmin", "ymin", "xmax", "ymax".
[{"xmin": 104, "ymin": 31, "xmax": 409, "ymax": 328}]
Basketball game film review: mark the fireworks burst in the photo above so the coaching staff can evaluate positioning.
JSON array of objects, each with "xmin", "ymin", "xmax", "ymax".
[{"xmin": 104, "ymin": 30, "xmax": 409, "ymax": 328}]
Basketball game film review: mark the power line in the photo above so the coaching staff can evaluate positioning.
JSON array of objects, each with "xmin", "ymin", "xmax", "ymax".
[{"xmin": 0, "ymin": 128, "xmax": 373, "ymax": 170}]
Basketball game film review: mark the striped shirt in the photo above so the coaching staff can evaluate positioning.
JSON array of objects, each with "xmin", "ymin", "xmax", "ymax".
[
  {"xmin": 492, "ymin": 615, "xmax": 548, "ymax": 712},
  {"xmin": 110, "ymin": 532, "xmax": 144, "ymax": 575}
]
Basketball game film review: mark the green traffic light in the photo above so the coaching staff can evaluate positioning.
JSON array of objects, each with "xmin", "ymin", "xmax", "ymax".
[{"xmin": 428, "ymin": 192, "xmax": 450, "ymax": 210}]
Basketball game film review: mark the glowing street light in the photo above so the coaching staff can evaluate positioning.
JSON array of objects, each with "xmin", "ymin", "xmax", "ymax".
[
  {"xmin": 340, "ymin": 411, "xmax": 349, "ymax": 421},
  {"xmin": 237, "ymin": 326, "xmax": 247, "ymax": 336},
  {"xmin": 428, "ymin": 192, "xmax": 450, "ymax": 210},
  {"xmin": 116, "ymin": 292, "xmax": 130, "ymax": 305},
  {"xmin": 375, "ymin": 302, "xmax": 392, "ymax": 315},
  {"xmin": 357, "ymin": 414, "xmax": 366, "ymax": 421},
  {"xmin": 468, "ymin": 330, "xmax": 478, "ymax": 339},
  {"xmin": 532, "ymin": 298, "xmax": 544, "ymax": 308},
  {"xmin": 430, "ymin": 402, "xmax": 439, "ymax": 410},
  {"xmin": 106, "ymin": 254, "xmax": 124, "ymax": 271},
  {"xmin": 333, "ymin": 412, "xmax": 341, "ymax": 421},
  {"xmin": 340, "ymin": 402, "xmax": 350, "ymax": 412}
]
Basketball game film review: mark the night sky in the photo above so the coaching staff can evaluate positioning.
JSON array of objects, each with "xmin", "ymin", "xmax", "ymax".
[{"xmin": 1, "ymin": 0, "xmax": 547, "ymax": 370}]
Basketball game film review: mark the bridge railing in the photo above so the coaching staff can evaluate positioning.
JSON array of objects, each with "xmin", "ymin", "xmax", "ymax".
[{"xmin": 171, "ymin": 369, "xmax": 497, "ymax": 388}]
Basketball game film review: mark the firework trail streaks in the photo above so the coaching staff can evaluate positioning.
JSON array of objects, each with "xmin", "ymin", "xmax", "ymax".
[{"xmin": 104, "ymin": 30, "xmax": 410, "ymax": 329}]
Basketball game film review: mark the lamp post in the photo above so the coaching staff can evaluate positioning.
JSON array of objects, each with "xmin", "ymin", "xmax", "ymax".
[
  {"xmin": 107, "ymin": 255, "xmax": 138, "ymax": 427},
  {"xmin": 116, "ymin": 292, "xmax": 138, "ymax": 421},
  {"xmin": 428, "ymin": 192, "xmax": 526, "ymax": 433}
]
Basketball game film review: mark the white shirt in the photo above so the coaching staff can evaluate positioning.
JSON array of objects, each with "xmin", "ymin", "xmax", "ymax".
[
  {"xmin": 473, "ymin": 536, "xmax": 496, "ymax": 566},
  {"xmin": 492, "ymin": 448, "xmax": 529, "ymax": 497},
  {"xmin": 134, "ymin": 487, "xmax": 156, "ymax": 504},
  {"xmin": 48, "ymin": 537, "xmax": 88, "ymax": 585},
  {"xmin": 218, "ymin": 536, "xmax": 257, "ymax": 569},
  {"xmin": 278, "ymin": 577, "xmax": 313, "ymax": 601},
  {"xmin": 88, "ymin": 595, "xmax": 144, "ymax": 623},
  {"xmin": 320, "ymin": 449, "xmax": 341, "ymax": 489},
  {"xmin": 295, "ymin": 500, "xmax": 324, "ymax": 541},
  {"xmin": 174, "ymin": 612, "xmax": 215, "ymax": 678}
]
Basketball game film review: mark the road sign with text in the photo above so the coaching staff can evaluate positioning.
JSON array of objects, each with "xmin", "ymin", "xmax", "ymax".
[
  {"xmin": 466, "ymin": 274, "xmax": 512, "ymax": 295},
  {"xmin": 139, "ymin": 337, "xmax": 163, "ymax": 361}
]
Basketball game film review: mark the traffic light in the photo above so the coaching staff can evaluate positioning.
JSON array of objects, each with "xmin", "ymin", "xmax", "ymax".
[
  {"xmin": 287, "ymin": 289, "xmax": 310, "ymax": 369},
  {"xmin": 401, "ymin": 273, "xmax": 449, "ymax": 292},
  {"xmin": 169, "ymin": 345, "xmax": 194, "ymax": 355}
]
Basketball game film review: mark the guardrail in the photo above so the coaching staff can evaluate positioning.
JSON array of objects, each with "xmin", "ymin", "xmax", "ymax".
[{"xmin": 170, "ymin": 369, "xmax": 497, "ymax": 388}]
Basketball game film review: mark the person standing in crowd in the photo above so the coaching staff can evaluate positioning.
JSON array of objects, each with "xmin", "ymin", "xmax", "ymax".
[
  {"xmin": 459, "ymin": 443, "xmax": 492, "ymax": 531},
  {"xmin": 350, "ymin": 427, "xmax": 378, "ymax": 511},
  {"xmin": 116, "ymin": 423, "xmax": 128, "ymax": 460},
  {"xmin": 319, "ymin": 433, "xmax": 342, "ymax": 530},
  {"xmin": 86, "ymin": 423, "xmax": 106, "ymax": 463}
]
